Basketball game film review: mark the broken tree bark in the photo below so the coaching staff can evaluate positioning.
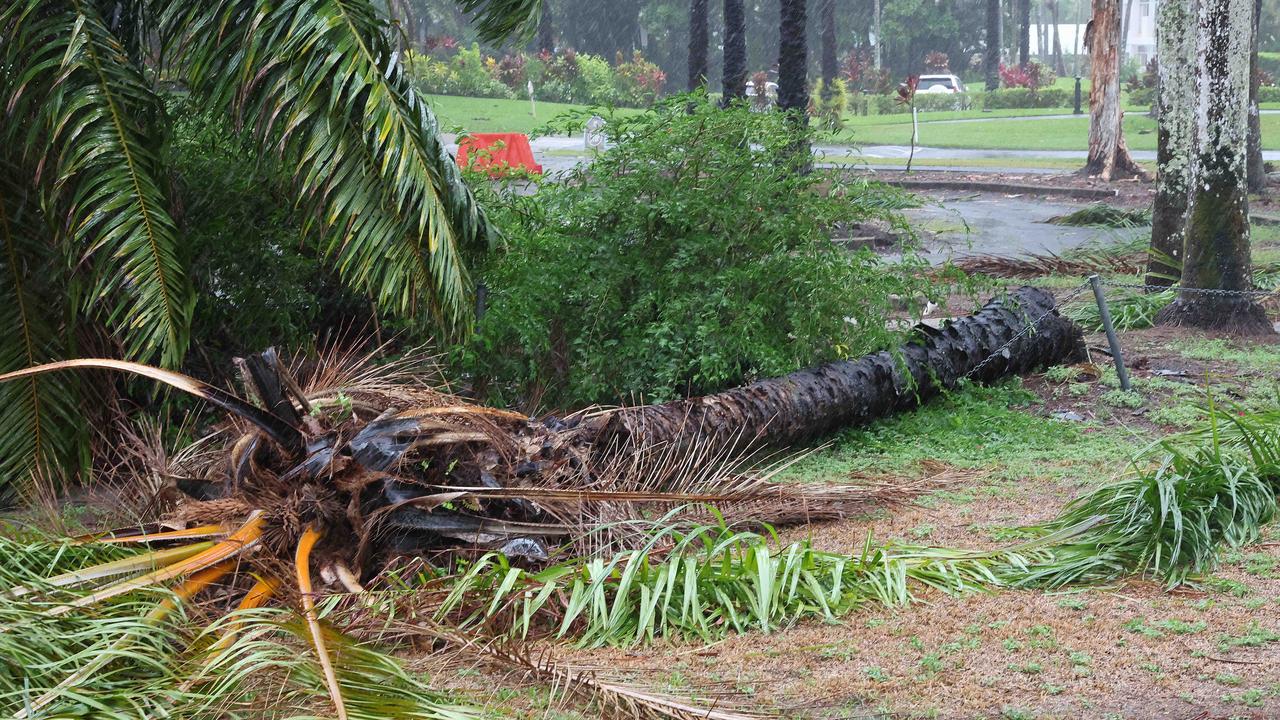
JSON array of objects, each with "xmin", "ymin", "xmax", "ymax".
[
  {"xmin": 1083, "ymin": 0, "xmax": 1149, "ymax": 181},
  {"xmin": 591, "ymin": 287, "xmax": 1084, "ymax": 456}
]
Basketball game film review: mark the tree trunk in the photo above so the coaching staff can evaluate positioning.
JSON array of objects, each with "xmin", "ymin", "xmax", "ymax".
[
  {"xmin": 1082, "ymin": 0, "xmax": 1148, "ymax": 181},
  {"xmin": 778, "ymin": 0, "xmax": 810, "ymax": 166},
  {"xmin": 1247, "ymin": 0, "xmax": 1266, "ymax": 193},
  {"xmin": 1018, "ymin": 0, "xmax": 1032, "ymax": 65},
  {"xmin": 536, "ymin": 0, "xmax": 554, "ymax": 54},
  {"xmin": 987, "ymin": 0, "xmax": 1003, "ymax": 90},
  {"xmin": 722, "ymin": 0, "xmax": 747, "ymax": 102},
  {"xmin": 593, "ymin": 288, "xmax": 1085, "ymax": 456},
  {"xmin": 688, "ymin": 0, "xmax": 709, "ymax": 90},
  {"xmin": 1051, "ymin": 0, "xmax": 1066, "ymax": 76},
  {"xmin": 1147, "ymin": 0, "xmax": 1195, "ymax": 287},
  {"xmin": 820, "ymin": 0, "xmax": 837, "ymax": 88},
  {"xmin": 1119, "ymin": 0, "xmax": 1136, "ymax": 71},
  {"xmin": 1156, "ymin": 0, "xmax": 1272, "ymax": 334}
]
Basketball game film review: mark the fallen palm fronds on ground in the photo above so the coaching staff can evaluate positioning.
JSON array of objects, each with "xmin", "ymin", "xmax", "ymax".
[
  {"xmin": 951, "ymin": 248, "xmax": 1146, "ymax": 280},
  {"xmin": 0, "ymin": 289, "xmax": 1083, "ymax": 718},
  {"xmin": 1046, "ymin": 203, "xmax": 1153, "ymax": 228},
  {"xmin": 1067, "ymin": 288, "xmax": 1176, "ymax": 331}
]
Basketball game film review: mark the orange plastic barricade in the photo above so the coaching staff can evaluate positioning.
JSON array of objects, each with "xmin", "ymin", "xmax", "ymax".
[{"xmin": 455, "ymin": 132, "xmax": 543, "ymax": 177}]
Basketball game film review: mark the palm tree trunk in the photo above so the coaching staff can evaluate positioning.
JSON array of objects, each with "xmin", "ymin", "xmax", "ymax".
[
  {"xmin": 1156, "ymin": 0, "xmax": 1272, "ymax": 334},
  {"xmin": 1147, "ymin": 0, "xmax": 1194, "ymax": 288},
  {"xmin": 537, "ymin": 0, "xmax": 554, "ymax": 54},
  {"xmin": 778, "ymin": 0, "xmax": 810, "ymax": 166},
  {"xmin": 986, "ymin": 0, "xmax": 1002, "ymax": 90},
  {"xmin": 1051, "ymin": 0, "xmax": 1066, "ymax": 75},
  {"xmin": 820, "ymin": 0, "xmax": 837, "ymax": 88},
  {"xmin": 688, "ymin": 0, "xmax": 709, "ymax": 90},
  {"xmin": 1082, "ymin": 0, "xmax": 1147, "ymax": 181},
  {"xmin": 1119, "ymin": 0, "xmax": 1135, "ymax": 71},
  {"xmin": 722, "ymin": 0, "xmax": 747, "ymax": 101},
  {"xmin": 1247, "ymin": 0, "xmax": 1266, "ymax": 193},
  {"xmin": 1018, "ymin": 0, "xmax": 1031, "ymax": 65},
  {"xmin": 592, "ymin": 288, "xmax": 1084, "ymax": 455}
]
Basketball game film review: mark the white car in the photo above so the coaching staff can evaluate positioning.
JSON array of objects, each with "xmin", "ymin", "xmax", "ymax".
[
  {"xmin": 916, "ymin": 74, "xmax": 970, "ymax": 109},
  {"xmin": 918, "ymin": 74, "xmax": 966, "ymax": 94}
]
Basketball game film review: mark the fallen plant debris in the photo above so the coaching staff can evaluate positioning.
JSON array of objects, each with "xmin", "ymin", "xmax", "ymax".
[
  {"xmin": 0, "ymin": 287, "xmax": 1086, "ymax": 718},
  {"xmin": 951, "ymin": 248, "xmax": 1146, "ymax": 279},
  {"xmin": 1046, "ymin": 203, "xmax": 1153, "ymax": 228}
]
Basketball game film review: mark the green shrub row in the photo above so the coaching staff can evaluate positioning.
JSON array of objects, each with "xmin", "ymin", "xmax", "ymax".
[
  {"xmin": 870, "ymin": 87, "xmax": 1070, "ymax": 114},
  {"xmin": 406, "ymin": 44, "xmax": 666, "ymax": 108}
]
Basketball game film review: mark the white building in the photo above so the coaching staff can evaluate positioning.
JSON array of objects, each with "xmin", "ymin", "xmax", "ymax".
[{"xmin": 1030, "ymin": 0, "xmax": 1159, "ymax": 68}]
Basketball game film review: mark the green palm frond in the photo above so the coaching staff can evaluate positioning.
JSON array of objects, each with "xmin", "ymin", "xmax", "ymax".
[
  {"xmin": 1, "ymin": 0, "xmax": 193, "ymax": 368},
  {"xmin": 160, "ymin": 0, "xmax": 495, "ymax": 331},
  {"xmin": 455, "ymin": 0, "xmax": 542, "ymax": 43},
  {"xmin": 0, "ymin": 169, "xmax": 85, "ymax": 495}
]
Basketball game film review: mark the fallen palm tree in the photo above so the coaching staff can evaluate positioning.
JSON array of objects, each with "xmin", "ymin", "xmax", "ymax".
[{"xmin": 0, "ymin": 287, "xmax": 1083, "ymax": 718}]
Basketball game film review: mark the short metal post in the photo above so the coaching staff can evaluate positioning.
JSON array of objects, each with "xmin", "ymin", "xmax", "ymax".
[
  {"xmin": 1088, "ymin": 274, "xmax": 1132, "ymax": 391},
  {"xmin": 1073, "ymin": 77, "xmax": 1083, "ymax": 115}
]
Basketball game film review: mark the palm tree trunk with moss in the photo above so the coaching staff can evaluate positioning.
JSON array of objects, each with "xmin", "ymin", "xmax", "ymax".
[
  {"xmin": 1147, "ymin": 0, "xmax": 1194, "ymax": 287},
  {"xmin": 592, "ymin": 287, "xmax": 1084, "ymax": 456},
  {"xmin": 1156, "ymin": 0, "xmax": 1272, "ymax": 334},
  {"xmin": 1082, "ymin": 0, "xmax": 1147, "ymax": 180},
  {"xmin": 688, "ymin": 0, "xmax": 709, "ymax": 90},
  {"xmin": 778, "ymin": 0, "xmax": 810, "ymax": 167},
  {"xmin": 722, "ymin": 0, "xmax": 747, "ymax": 101},
  {"xmin": 986, "ymin": 0, "xmax": 1002, "ymax": 90},
  {"xmin": 819, "ymin": 0, "xmax": 837, "ymax": 91},
  {"xmin": 1247, "ymin": 0, "xmax": 1266, "ymax": 193}
]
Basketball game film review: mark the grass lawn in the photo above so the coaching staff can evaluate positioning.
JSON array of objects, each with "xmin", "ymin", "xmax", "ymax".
[
  {"xmin": 844, "ymin": 112, "xmax": 1280, "ymax": 151},
  {"xmin": 823, "ymin": 154, "xmax": 1157, "ymax": 172},
  {"xmin": 423, "ymin": 93, "xmax": 641, "ymax": 134}
]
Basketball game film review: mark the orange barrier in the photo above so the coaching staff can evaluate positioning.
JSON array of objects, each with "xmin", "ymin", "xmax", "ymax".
[{"xmin": 456, "ymin": 132, "xmax": 543, "ymax": 177}]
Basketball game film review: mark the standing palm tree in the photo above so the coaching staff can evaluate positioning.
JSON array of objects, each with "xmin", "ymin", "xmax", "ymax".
[
  {"xmin": 986, "ymin": 0, "xmax": 1002, "ymax": 90},
  {"xmin": 778, "ymin": 0, "xmax": 809, "ymax": 166},
  {"xmin": 689, "ymin": 0, "xmax": 710, "ymax": 90},
  {"xmin": 820, "ymin": 0, "xmax": 838, "ymax": 89},
  {"xmin": 1018, "ymin": 0, "xmax": 1031, "ymax": 65},
  {"xmin": 0, "ymin": 0, "xmax": 540, "ymax": 493},
  {"xmin": 723, "ymin": 0, "xmax": 748, "ymax": 101}
]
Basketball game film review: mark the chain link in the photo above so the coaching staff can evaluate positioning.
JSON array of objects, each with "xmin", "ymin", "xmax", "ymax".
[
  {"xmin": 1099, "ymin": 280, "xmax": 1277, "ymax": 298},
  {"xmin": 964, "ymin": 281, "xmax": 1093, "ymax": 380}
]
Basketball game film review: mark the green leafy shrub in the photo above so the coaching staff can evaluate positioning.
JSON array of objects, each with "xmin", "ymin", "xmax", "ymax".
[
  {"xmin": 1257, "ymin": 86, "xmax": 1280, "ymax": 104},
  {"xmin": 460, "ymin": 94, "xmax": 934, "ymax": 407},
  {"xmin": 574, "ymin": 52, "xmax": 618, "ymax": 104},
  {"xmin": 874, "ymin": 92, "xmax": 970, "ymax": 114},
  {"xmin": 406, "ymin": 45, "xmax": 513, "ymax": 99},
  {"xmin": 167, "ymin": 108, "xmax": 374, "ymax": 373},
  {"xmin": 979, "ymin": 88, "xmax": 1070, "ymax": 109},
  {"xmin": 612, "ymin": 51, "xmax": 667, "ymax": 106},
  {"xmin": 813, "ymin": 78, "xmax": 850, "ymax": 131}
]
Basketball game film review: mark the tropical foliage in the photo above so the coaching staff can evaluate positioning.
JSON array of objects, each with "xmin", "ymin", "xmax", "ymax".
[
  {"xmin": 458, "ymin": 92, "xmax": 933, "ymax": 408},
  {"xmin": 0, "ymin": 0, "xmax": 541, "ymax": 494}
]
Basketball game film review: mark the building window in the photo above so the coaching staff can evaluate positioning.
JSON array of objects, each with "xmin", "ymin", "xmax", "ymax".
[{"xmin": 1139, "ymin": 0, "xmax": 1154, "ymax": 18}]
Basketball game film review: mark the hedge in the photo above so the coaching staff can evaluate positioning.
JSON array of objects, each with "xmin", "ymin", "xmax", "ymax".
[{"xmin": 866, "ymin": 87, "xmax": 1069, "ymax": 114}]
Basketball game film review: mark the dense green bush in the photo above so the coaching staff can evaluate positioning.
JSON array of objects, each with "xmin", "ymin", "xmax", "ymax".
[
  {"xmin": 167, "ymin": 108, "xmax": 375, "ymax": 375},
  {"xmin": 979, "ymin": 88, "xmax": 1069, "ymax": 109},
  {"xmin": 458, "ymin": 94, "xmax": 936, "ymax": 408},
  {"xmin": 873, "ymin": 92, "xmax": 971, "ymax": 114},
  {"xmin": 813, "ymin": 78, "xmax": 849, "ymax": 131},
  {"xmin": 406, "ymin": 45, "xmax": 514, "ymax": 99},
  {"xmin": 1258, "ymin": 86, "xmax": 1280, "ymax": 104}
]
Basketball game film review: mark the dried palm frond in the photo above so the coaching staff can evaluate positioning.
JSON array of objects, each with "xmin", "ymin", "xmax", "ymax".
[{"xmin": 951, "ymin": 248, "xmax": 1145, "ymax": 279}]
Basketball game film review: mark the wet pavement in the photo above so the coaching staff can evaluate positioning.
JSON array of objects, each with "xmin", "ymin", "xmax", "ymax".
[{"xmin": 902, "ymin": 195, "xmax": 1149, "ymax": 264}]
